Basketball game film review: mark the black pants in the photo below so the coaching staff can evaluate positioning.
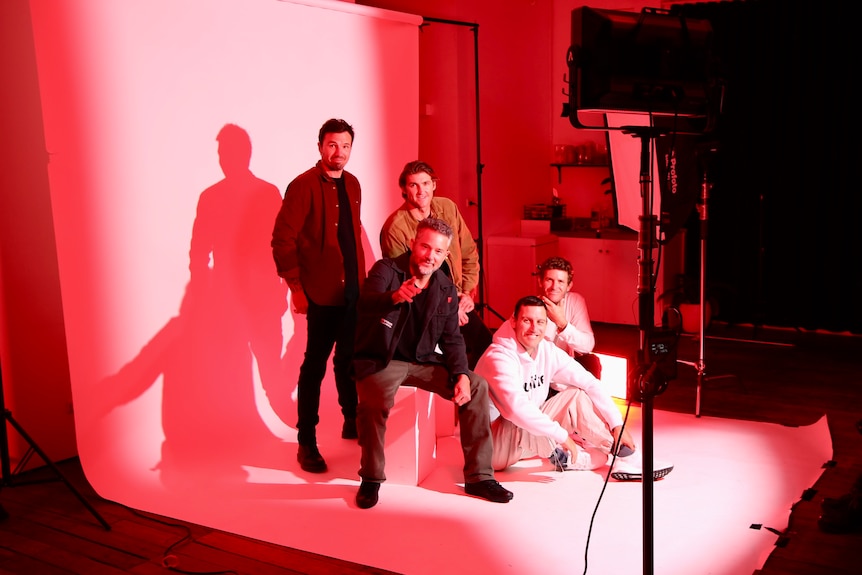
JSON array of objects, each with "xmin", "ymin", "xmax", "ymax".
[
  {"xmin": 295, "ymin": 299, "xmax": 357, "ymax": 446},
  {"xmin": 462, "ymin": 309, "xmax": 493, "ymax": 370},
  {"xmin": 575, "ymin": 353, "xmax": 602, "ymax": 380},
  {"xmin": 547, "ymin": 353, "xmax": 603, "ymax": 400}
]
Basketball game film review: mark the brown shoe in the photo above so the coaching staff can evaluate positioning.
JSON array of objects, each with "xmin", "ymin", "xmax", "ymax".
[
  {"xmin": 297, "ymin": 445, "xmax": 327, "ymax": 473},
  {"xmin": 356, "ymin": 481, "xmax": 380, "ymax": 509}
]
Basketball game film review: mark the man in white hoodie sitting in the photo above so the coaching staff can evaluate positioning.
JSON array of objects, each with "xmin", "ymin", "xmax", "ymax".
[{"xmin": 473, "ymin": 295, "xmax": 673, "ymax": 480}]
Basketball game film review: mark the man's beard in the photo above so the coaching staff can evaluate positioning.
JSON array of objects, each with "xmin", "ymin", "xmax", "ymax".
[{"xmin": 415, "ymin": 261, "xmax": 438, "ymax": 276}]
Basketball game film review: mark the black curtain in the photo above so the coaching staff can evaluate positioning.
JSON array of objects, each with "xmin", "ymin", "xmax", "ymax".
[{"xmin": 671, "ymin": 0, "xmax": 861, "ymax": 333}]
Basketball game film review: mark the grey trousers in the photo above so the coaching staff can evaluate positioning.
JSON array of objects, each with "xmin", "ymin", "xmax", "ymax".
[{"xmin": 356, "ymin": 360, "xmax": 495, "ymax": 484}]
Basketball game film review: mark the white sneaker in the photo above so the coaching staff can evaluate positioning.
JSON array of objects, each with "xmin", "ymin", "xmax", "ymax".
[
  {"xmin": 549, "ymin": 446, "xmax": 607, "ymax": 471},
  {"xmin": 610, "ymin": 450, "xmax": 673, "ymax": 481},
  {"xmin": 572, "ymin": 446, "xmax": 608, "ymax": 470}
]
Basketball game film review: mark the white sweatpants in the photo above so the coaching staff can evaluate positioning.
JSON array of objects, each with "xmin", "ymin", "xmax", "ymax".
[{"xmin": 490, "ymin": 388, "xmax": 614, "ymax": 471}]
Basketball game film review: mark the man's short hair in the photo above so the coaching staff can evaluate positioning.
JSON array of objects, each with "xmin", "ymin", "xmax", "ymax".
[
  {"xmin": 416, "ymin": 216, "xmax": 453, "ymax": 242},
  {"xmin": 514, "ymin": 295, "xmax": 546, "ymax": 318},
  {"xmin": 318, "ymin": 118, "xmax": 354, "ymax": 144},
  {"xmin": 398, "ymin": 160, "xmax": 438, "ymax": 190},
  {"xmin": 538, "ymin": 256, "xmax": 573, "ymax": 284}
]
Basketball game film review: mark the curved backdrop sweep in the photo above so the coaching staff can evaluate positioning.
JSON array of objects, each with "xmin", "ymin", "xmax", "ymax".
[{"xmin": 29, "ymin": 0, "xmax": 420, "ymax": 510}]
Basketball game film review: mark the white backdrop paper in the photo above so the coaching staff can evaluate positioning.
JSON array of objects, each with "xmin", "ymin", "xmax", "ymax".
[{"xmin": 29, "ymin": 0, "xmax": 420, "ymax": 506}]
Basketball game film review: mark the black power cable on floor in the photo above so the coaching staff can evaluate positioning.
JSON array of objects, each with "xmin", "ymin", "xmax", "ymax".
[
  {"xmin": 122, "ymin": 505, "xmax": 239, "ymax": 575},
  {"xmin": 579, "ymin": 399, "xmax": 635, "ymax": 575}
]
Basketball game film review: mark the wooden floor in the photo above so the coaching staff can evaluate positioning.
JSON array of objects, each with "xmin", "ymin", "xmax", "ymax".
[
  {"xmin": 613, "ymin": 321, "xmax": 862, "ymax": 575},
  {"xmin": 1, "ymin": 321, "xmax": 859, "ymax": 575}
]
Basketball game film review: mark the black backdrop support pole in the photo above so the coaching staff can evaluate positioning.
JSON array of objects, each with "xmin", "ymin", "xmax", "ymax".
[
  {"xmin": 420, "ymin": 16, "xmax": 503, "ymax": 323},
  {"xmin": 0, "ymin": 360, "xmax": 110, "ymax": 530},
  {"xmin": 469, "ymin": 21, "xmax": 497, "ymax": 319}
]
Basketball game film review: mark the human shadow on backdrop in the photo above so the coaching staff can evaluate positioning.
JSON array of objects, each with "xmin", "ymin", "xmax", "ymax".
[{"xmin": 81, "ymin": 124, "xmax": 292, "ymax": 489}]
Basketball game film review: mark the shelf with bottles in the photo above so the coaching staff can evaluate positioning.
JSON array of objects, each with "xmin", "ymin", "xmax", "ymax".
[{"xmin": 551, "ymin": 141, "xmax": 609, "ymax": 182}]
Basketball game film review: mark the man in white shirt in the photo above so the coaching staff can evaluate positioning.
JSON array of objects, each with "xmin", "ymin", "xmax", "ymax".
[
  {"xmin": 538, "ymin": 256, "xmax": 602, "ymax": 379},
  {"xmin": 473, "ymin": 295, "xmax": 673, "ymax": 480}
]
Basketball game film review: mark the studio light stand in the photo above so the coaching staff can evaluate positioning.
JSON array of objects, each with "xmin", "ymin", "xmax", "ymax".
[
  {"xmin": 630, "ymin": 125, "xmax": 671, "ymax": 575},
  {"xmin": 0, "ymin": 358, "xmax": 110, "ymax": 530},
  {"xmin": 565, "ymin": 7, "xmax": 721, "ymax": 575},
  {"xmin": 676, "ymin": 165, "xmax": 743, "ymax": 417}
]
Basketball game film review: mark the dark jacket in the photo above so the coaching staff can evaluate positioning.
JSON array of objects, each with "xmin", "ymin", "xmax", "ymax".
[
  {"xmin": 271, "ymin": 161, "xmax": 365, "ymax": 306},
  {"xmin": 353, "ymin": 253, "xmax": 468, "ymax": 382}
]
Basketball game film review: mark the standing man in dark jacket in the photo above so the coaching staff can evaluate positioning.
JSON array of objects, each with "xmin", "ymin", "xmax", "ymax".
[
  {"xmin": 352, "ymin": 217, "xmax": 513, "ymax": 508},
  {"xmin": 272, "ymin": 119, "xmax": 364, "ymax": 473}
]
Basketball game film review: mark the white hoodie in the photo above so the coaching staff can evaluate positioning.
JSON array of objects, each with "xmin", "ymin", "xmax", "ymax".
[{"xmin": 474, "ymin": 320, "xmax": 623, "ymax": 445}]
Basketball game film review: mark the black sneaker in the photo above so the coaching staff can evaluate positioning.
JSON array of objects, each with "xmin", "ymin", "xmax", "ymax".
[
  {"xmin": 356, "ymin": 481, "xmax": 381, "ymax": 509},
  {"xmin": 297, "ymin": 444, "xmax": 327, "ymax": 473},
  {"xmin": 464, "ymin": 480, "xmax": 513, "ymax": 503},
  {"xmin": 610, "ymin": 451, "xmax": 673, "ymax": 481},
  {"xmin": 341, "ymin": 418, "xmax": 358, "ymax": 440}
]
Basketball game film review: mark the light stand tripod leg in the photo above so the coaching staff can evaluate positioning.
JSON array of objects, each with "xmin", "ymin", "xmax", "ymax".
[
  {"xmin": 476, "ymin": 301, "xmax": 506, "ymax": 323},
  {"xmin": 1, "ymin": 359, "xmax": 106, "ymax": 526},
  {"xmin": 2, "ymin": 409, "xmax": 111, "ymax": 531}
]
